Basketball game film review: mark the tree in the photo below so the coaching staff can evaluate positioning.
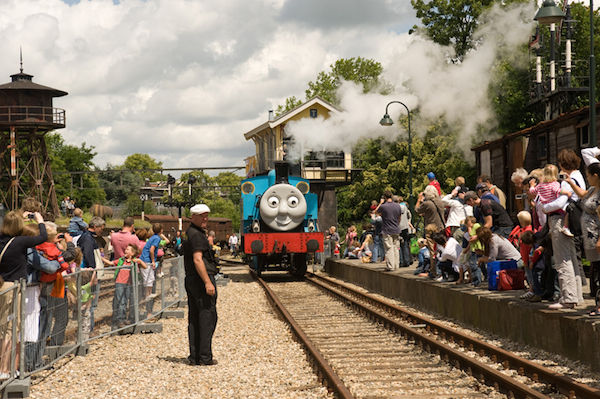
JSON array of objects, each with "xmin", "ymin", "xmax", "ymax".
[
  {"xmin": 276, "ymin": 57, "xmax": 387, "ymax": 114},
  {"xmin": 410, "ymin": 0, "xmax": 526, "ymax": 61},
  {"xmin": 275, "ymin": 96, "xmax": 303, "ymax": 116},
  {"xmin": 46, "ymin": 133, "xmax": 105, "ymax": 209},
  {"xmin": 305, "ymin": 57, "xmax": 385, "ymax": 105},
  {"xmin": 123, "ymin": 153, "xmax": 164, "ymax": 180},
  {"xmin": 336, "ymin": 120, "xmax": 476, "ymax": 228}
]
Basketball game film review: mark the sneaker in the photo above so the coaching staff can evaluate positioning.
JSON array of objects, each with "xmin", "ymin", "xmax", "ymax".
[
  {"xmin": 527, "ymin": 295, "xmax": 542, "ymax": 302},
  {"xmin": 561, "ymin": 227, "xmax": 574, "ymax": 237},
  {"xmin": 520, "ymin": 291, "xmax": 534, "ymax": 300},
  {"xmin": 548, "ymin": 302, "xmax": 575, "ymax": 310},
  {"xmin": 0, "ymin": 372, "xmax": 9, "ymax": 380},
  {"xmin": 157, "ymin": 272, "xmax": 164, "ymax": 278},
  {"xmin": 434, "ymin": 276, "xmax": 443, "ymax": 282}
]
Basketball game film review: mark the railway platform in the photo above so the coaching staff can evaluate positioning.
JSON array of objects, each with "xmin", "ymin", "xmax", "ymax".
[{"xmin": 322, "ymin": 258, "xmax": 600, "ymax": 371}]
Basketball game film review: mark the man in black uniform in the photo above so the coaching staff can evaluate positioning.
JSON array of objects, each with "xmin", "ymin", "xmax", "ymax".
[{"xmin": 183, "ymin": 204, "xmax": 218, "ymax": 366}]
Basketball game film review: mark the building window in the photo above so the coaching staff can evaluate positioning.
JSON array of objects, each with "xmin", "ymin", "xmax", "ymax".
[
  {"xmin": 579, "ymin": 125, "xmax": 590, "ymax": 147},
  {"xmin": 537, "ymin": 134, "xmax": 547, "ymax": 160},
  {"xmin": 310, "ymin": 108, "xmax": 317, "ymax": 118}
]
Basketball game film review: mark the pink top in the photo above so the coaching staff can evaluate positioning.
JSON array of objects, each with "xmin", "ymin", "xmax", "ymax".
[
  {"xmin": 110, "ymin": 231, "xmax": 141, "ymax": 259},
  {"xmin": 529, "ymin": 181, "xmax": 561, "ymax": 204}
]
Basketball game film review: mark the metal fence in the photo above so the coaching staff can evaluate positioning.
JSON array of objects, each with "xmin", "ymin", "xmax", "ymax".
[{"xmin": 0, "ymin": 256, "xmax": 186, "ymax": 397}]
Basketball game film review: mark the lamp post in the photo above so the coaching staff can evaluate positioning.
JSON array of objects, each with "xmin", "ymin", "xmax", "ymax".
[
  {"xmin": 380, "ymin": 101, "xmax": 412, "ymax": 205},
  {"xmin": 534, "ymin": 0, "xmax": 595, "ymax": 146}
]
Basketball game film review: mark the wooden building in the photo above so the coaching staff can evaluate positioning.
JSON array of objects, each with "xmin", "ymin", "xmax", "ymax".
[
  {"xmin": 243, "ymin": 96, "xmax": 360, "ymax": 231},
  {"xmin": 472, "ymin": 104, "xmax": 598, "ymax": 216}
]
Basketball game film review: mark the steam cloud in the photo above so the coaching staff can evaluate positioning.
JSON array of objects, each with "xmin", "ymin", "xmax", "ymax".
[{"xmin": 283, "ymin": 2, "xmax": 536, "ymax": 162}]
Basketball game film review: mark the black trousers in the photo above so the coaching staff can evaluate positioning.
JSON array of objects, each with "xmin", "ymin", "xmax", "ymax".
[{"xmin": 185, "ymin": 275, "xmax": 218, "ymax": 364}]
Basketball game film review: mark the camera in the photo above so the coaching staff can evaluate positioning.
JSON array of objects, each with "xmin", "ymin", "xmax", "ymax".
[
  {"xmin": 57, "ymin": 233, "xmax": 65, "ymax": 239},
  {"xmin": 27, "ymin": 213, "xmax": 35, "ymax": 219},
  {"xmin": 559, "ymin": 173, "xmax": 567, "ymax": 180}
]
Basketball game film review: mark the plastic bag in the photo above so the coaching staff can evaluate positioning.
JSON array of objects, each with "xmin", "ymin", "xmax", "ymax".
[{"xmin": 410, "ymin": 237, "xmax": 419, "ymax": 255}]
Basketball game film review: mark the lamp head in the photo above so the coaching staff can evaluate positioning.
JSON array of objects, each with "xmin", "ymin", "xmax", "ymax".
[
  {"xmin": 534, "ymin": 0, "xmax": 565, "ymax": 25},
  {"xmin": 379, "ymin": 113, "xmax": 394, "ymax": 126}
]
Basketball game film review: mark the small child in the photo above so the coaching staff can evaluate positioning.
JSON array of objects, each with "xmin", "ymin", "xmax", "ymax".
[
  {"xmin": 520, "ymin": 230, "xmax": 545, "ymax": 302},
  {"xmin": 415, "ymin": 238, "xmax": 430, "ymax": 276},
  {"xmin": 67, "ymin": 208, "xmax": 88, "ymax": 238},
  {"xmin": 459, "ymin": 216, "xmax": 483, "ymax": 286},
  {"xmin": 528, "ymin": 164, "xmax": 572, "ymax": 236},
  {"xmin": 112, "ymin": 243, "xmax": 147, "ymax": 329}
]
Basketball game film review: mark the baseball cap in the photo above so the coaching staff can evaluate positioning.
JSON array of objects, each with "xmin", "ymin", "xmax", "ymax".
[
  {"xmin": 190, "ymin": 204, "xmax": 210, "ymax": 215},
  {"xmin": 427, "ymin": 172, "xmax": 435, "ymax": 179}
]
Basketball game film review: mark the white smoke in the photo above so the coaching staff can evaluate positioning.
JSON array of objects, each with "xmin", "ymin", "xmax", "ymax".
[{"xmin": 284, "ymin": 2, "xmax": 536, "ymax": 161}]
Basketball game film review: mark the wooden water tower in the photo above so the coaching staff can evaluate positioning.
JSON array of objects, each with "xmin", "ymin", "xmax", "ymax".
[{"xmin": 0, "ymin": 60, "xmax": 67, "ymax": 217}]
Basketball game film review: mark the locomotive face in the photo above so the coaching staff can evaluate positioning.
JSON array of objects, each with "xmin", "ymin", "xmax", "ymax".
[{"xmin": 260, "ymin": 183, "xmax": 307, "ymax": 231}]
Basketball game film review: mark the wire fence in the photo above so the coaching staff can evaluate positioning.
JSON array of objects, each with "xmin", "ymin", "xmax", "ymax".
[{"xmin": 0, "ymin": 256, "xmax": 186, "ymax": 395}]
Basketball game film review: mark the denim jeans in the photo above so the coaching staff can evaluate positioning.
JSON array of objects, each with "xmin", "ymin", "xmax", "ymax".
[
  {"xmin": 372, "ymin": 234, "xmax": 384, "ymax": 262},
  {"xmin": 112, "ymin": 283, "xmax": 132, "ymax": 326},
  {"xmin": 525, "ymin": 264, "xmax": 544, "ymax": 296},
  {"xmin": 467, "ymin": 252, "xmax": 483, "ymax": 287}
]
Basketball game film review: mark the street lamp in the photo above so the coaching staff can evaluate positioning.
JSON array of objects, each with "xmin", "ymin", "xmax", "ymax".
[
  {"xmin": 534, "ymin": 0, "xmax": 595, "ymax": 146},
  {"xmin": 380, "ymin": 101, "xmax": 413, "ymax": 204}
]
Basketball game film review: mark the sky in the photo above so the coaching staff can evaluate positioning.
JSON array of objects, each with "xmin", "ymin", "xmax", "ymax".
[
  {"xmin": 0, "ymin": 0, "xmax": 416, "ymax": 170},
  {"xmin": 1, "ymin": 0, "xmax": 588, "ymax": 172}
]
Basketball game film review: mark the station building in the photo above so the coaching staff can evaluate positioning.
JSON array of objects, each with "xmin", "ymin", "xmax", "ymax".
[{"xmin": 243, "ymin": 96, "xmax": 360, "ymax": 231}]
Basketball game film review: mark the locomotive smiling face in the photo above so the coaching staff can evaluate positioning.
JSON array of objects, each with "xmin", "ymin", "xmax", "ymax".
[{"xmin": 260, "ymin": 183, "xmax": 307, "ymax": 231}]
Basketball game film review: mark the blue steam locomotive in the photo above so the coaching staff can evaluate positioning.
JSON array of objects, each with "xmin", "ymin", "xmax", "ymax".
[{"xmin": 240, "ymin": 162, "xmax": 323, "ymax": 276}]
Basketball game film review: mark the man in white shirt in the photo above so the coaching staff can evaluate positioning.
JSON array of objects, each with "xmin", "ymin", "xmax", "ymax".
[{"xmin": 228, "ymin": 234, "xmax": 238, "ymax": 257}]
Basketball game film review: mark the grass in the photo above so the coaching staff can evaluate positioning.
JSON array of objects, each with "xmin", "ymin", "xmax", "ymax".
[{"xmin": 54, "ymin": 212, "xmax": 152, "ymax": 229}]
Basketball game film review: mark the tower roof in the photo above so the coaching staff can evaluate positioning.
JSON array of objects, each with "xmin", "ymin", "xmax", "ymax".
[{"xmin": 0, "ymin": 70, "xmax": 67, "ymax": 97}]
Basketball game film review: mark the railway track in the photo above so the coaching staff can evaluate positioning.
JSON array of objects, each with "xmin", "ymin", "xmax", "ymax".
[{"xmin": 254, "ymin": 269, "xmax": 600, "ymax": 399}]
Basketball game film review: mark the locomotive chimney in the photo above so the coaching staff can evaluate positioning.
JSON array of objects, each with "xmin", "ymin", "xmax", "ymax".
[{"xmin": 274, "ymin": 161, "xmax": 289, "ymax": 184}]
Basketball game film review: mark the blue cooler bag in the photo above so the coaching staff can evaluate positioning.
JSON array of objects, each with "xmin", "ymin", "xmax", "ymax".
[{"xmin": 487, "ymin": 260, "xmax": 518, "ymax": 290}]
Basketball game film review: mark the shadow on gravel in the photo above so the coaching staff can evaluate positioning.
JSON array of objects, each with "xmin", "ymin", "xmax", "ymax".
[{"xmin": 157, "ymin": 356, "xmax": 190, "ymax": 365}]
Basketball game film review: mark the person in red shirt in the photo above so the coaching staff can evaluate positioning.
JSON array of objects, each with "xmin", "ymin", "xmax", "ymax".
[
  {"xmin": 112, "ymin": 244, "xmax": 147, "ymax": 329},
  {"xmin": 110, "ymin": 216, "xmax": 140, "ymax": 259},
  {"xmin": 427, "ymin": 172, "xmax": 442, "ymax": 196}
]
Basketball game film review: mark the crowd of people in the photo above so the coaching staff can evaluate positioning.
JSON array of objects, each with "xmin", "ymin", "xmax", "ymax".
[
  {"xmin": 0, "ymin": 202, "xmax": 187, "ymax": 378},
  {"xmin": 331, "ymin": 153, "xmax": 600, "ymax": 316}
]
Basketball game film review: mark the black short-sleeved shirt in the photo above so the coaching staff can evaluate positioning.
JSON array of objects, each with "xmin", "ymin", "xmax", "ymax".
[
  {"xmin": 184, "ymin": 224, "xmax": 217, "ymax": 278},
  {"xmin": 479, "ymin": 198, "xmax": 513, "ymax": 228}
]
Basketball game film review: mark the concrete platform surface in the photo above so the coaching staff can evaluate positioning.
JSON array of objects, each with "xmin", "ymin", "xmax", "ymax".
[{"xmin": 324, "ymin": 258, "xmax": 600, "ymax": 371}]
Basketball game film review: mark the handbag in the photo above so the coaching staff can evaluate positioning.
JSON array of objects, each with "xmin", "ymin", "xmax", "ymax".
[
  {"xmin": 94, "ymin": 248, "xmax": 105, "ymax": 279},
  {"xmin": 498, "ymin": 269, "xmax": 525, "ymax": 291}
]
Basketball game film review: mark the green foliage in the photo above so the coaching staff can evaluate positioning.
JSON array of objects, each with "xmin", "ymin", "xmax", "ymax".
[
  {"xmin": 124, "ymin": 193, "xmax": 157, "ymax": 217},
  {"xmin": 410, "ymin": 0, "xmax": 525, "ymax": 61},
  {"xmin": 305, "ymin": 57, "xmax": 385, "ymax": 105},
  {"xmin": 490, "ymin": 57, "xmax": 540, "ymax": 133},
  {"xmin": 165, "ymin": 171, "xmax": 243, "ymax": 232},
  {"xmin": 123, "ymin": 153, "xmax": 164, "ymax": 180},
  {"xmin": 336, "ymin": 121, "xmax": 476, "ymax": 228},
  {"xmin": 98, "ymin": 166, "xmax": 144, "ymax": 206},
  {"xmin": 275, "ymin": 96, "xmax": 303, "ymax": 116},
  {"xmin": 46, "ymin": 133, "xmax": 105, "ymax": 208}
]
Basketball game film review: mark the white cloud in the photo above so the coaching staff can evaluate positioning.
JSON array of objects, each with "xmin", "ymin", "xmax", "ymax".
[{"xmin": 0, "ymin": 0, "xmax": 416, "ymax": 170}]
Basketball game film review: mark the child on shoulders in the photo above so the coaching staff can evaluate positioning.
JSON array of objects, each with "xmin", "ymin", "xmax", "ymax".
[{"xmin": 67, "ymin": 208, "xmax": 88, "ymax": 238}]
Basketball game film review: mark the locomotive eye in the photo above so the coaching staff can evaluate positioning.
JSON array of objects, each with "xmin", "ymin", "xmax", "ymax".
[
  {"xmin": 287, "ymin": 196, "xmax": 299, "ymax": 208},
  {"xmin": 267, "ymin": 196, "xmax": 279, "ymax": 208}
]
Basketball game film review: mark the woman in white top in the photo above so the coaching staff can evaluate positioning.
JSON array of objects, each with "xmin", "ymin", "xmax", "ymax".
[{"xmin": 441, "ymin": 186, "xmax": 473, "ymax": 234}]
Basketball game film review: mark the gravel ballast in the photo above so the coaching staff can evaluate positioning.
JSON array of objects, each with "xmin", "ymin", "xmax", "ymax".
[{"xmin": 29, "ymin": 268, "xmax": 333, "ymax": 399}]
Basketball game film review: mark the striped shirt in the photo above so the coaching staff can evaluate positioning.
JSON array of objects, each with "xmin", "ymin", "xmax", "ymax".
[{"xmin": 529, "ymin": 181, "xmax": 561, "ymax": 204}]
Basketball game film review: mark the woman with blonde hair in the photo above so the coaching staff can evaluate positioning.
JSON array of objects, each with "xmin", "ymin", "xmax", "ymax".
[{"xmin": 356, "ymin": 234, "xmax": 374, "ymax": 262}]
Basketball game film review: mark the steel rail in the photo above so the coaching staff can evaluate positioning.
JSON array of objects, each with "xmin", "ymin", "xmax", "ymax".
[
  {"xmin": 307, "ymin": 272, "xmax": 600, "ymax": 399},
  {"xmin": 253, "ymin": 273, "xmax": 355, "ymax": 399}
]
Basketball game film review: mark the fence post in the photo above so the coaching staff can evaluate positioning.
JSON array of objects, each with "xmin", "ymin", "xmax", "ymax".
[
  {"xmin": 160, "ymin": 273, "xmax": 165, "ymax": 311},
  {"xmin": 18, "ymin": 280, "xmax": 25, "ymax": 379},
  {"xmin": 9, "ymin": 283, "xmax": 18, "ymax": 378},
  {"xmin": 178, "ymin": 257, "xmax": 185, "ymax": 305},
  {"xmin": 76, "ymin": 269, "xmax": 82, "ymax": 346},
  {"xmin": 132, "ymin": 264, "xmax": 140, "ymax": 324}
]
